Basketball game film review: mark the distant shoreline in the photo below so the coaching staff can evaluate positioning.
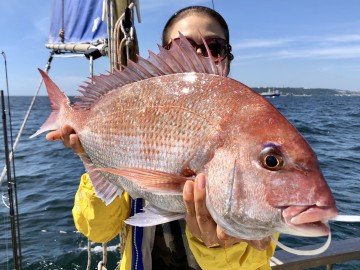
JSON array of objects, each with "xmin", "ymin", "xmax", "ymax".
[{"xmin": 253, "ymin": 87, "xmax": 360, "ymax": 96}]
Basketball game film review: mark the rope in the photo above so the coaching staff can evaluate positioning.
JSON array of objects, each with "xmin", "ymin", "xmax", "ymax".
[
  {"xmin": 86, "ymin": 239, "xmax": 92, "ymax": 270},
  {"xmin": 103, "ymin": 242, "xmax": 108, "ymax": 266},
  {"xmin": 113, "ymin": 2, "xmax": 137, "ymax": 70},
  {"xmin": 59, "ymin": 0, "xmax": 65, "ymax": 42},
  {"xmin": 97, "ymin": 242, "xmax": 108, "ymax": 270}
]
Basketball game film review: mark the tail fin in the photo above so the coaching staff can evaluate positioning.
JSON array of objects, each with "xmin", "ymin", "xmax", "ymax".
[{"xmin": 30, "ymin": 69, "xmax": 71, "ymax": 138}]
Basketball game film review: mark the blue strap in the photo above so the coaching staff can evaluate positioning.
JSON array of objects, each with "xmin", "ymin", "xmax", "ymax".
[{"xmin": 130, "ymin": 198, "xmax": 144, "ymax": 270}]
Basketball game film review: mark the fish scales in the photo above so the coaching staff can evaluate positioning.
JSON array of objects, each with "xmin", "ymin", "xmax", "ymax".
[
  {"xmin": 32, "ymin": 34, "xmax": 338, "ymax": 241},
  {"xmin": 78, "ymin": 74, "xmax": 235, "ymax": 174}
]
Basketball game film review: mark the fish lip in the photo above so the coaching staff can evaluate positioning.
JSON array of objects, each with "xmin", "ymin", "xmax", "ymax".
[
  {"xmin": 281, "ymin": 205, "xmax": 338, "ymax": 224},
  {"xmin": 279, "ymin": 205, "xmax": 337, "ymax": 237},
  {"xmin": 283, "ymin": 220, "xmax": 331, "ymax": 237}
]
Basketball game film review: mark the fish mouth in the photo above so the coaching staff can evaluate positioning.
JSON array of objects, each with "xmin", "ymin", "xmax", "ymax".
[
  {"xmin": 281, "ymin": 205, "xmax": 338, "ymax": 237},
  {"xmin": 284, "ymin": 220, "xmax": 331, "ymax": 237}
]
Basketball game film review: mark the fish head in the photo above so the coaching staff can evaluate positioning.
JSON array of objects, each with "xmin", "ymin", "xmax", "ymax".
[{"xmin": 205, "ymin": 97, "xmax": 338, "ymax": 239}]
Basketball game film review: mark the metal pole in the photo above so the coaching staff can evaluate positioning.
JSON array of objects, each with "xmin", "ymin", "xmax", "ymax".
[
  {"xmin": 90, "ymin": 55, "xmax": 94, "ymax": 77},
  {"xmin": 106, "ymin": 0, "xmax": 115, "ymax": 71}
]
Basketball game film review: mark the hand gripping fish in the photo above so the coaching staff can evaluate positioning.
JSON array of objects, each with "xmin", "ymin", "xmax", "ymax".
[{"xmin": 32, "ymin": 33, "xmax": 341, "ymax": 255}]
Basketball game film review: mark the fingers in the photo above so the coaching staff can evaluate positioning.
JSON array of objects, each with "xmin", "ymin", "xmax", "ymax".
[
  {"xmin": 216, "ymin": 226, "xmax": 242, "ymax": 247},
  {"xmin": 69, "ymin": 133, "xmax": 85, "ymax": 154},
  {"xmin": 183, "ymin": 180, "xmax": 201, "ymax": 236},
  {"xmin": 244, "ymin": 237, "xmax": 271, "ymax": 250},
  {"xmin": 184, "ymin": 174, "xmax": 271, "ymax": 250},
  {"xmin": 45, "ymin": 125, "xmax": 73, "ymax": 144},
  {"xmin": 218, "ymin": 225, "xmax": 271, "ymax": 250},
  {"xmin": 217, "ymin": 227, "xmax": 270, "ymax": 249},
  {"xmin": 193, "ymin": 174, "xmax": 218, "ymax": 246},
  {"xmin": 45, "ymin": 124, "xmax": 85, "ymax": 154},
  {"xmin": 183, "ymin": 174, "xmax": 218, "ymax": 247},
  {"xmin": 60, "ymin": 124, "xmax": 75, "ymax": 147},
  {"xmin": 46, "ymin": 130, "xmax": 62, "ymax": 141}
]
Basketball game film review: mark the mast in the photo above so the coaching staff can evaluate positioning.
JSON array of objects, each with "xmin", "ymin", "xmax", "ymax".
[{"xmin": 44, "ymin": 1, "xmax": 141, "ymax": 269}]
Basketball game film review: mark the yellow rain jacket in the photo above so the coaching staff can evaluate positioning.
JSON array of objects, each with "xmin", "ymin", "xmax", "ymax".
[{"xmin": 73, "ymin": 173, "xmax": 277, "ymax": 269}]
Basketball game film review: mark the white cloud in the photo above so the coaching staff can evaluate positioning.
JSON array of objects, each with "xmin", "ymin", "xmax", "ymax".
[
  {"xmin": 233, "ymin": 33, "xmax": 360, "ymax": 49},
  {"xmin": 232, "ymin": 38, "xmax": 293, "ymax": 49},
  {"xmin": 277, "ymin": 46, "xmax": 360, "ymax": 59},
  {"xmin": 232, "ymin": 33, "xmax": 360, "ymax": 61},
  {"xmin": 323, "ymin": 34, "xmax": 360, "ymax": 43}
]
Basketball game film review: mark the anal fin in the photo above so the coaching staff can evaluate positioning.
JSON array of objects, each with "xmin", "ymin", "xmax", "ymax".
[{"xmin": 125, "ymin": 205, "xmax": 185, "ymax": 227}]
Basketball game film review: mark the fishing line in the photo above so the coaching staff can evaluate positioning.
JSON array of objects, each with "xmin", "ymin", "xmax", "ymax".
[
  {"xmin": 271, "ymin": 232, "xmax": 332, "ymax": 256},
  {"xmin": 330, "ymin": 215, "xmax": 360, "ymax": 222},
  {"xmin": 271, "ymin": 214, "xmax": 360, "ymax": 256},
  {"xmin": 2, "ymin": 194, "xmax": 9, "ymax": 208}
]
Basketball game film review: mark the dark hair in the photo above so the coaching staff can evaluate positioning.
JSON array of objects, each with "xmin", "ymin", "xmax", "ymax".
[{"xmin": 162, "ymin": 6, "xmax": 230, "ymax": 46}]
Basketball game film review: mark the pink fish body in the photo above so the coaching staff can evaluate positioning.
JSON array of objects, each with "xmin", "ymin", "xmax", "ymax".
[{"xmin": 32, "ymin": 34, "xmax": 338, "ymax": 240}]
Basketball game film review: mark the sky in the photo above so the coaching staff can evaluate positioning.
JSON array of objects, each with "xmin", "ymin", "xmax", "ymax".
[{"xmin": 0, "ymin": 0, "xmax": 359, "ymax": 96}]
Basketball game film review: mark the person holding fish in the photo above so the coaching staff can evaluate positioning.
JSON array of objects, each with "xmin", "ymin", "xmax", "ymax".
[
  {"xmin": 45, "ymin": 5, "xmax": 277, "ymax": 270},
  {"xmin": 42, "ymin": 5, "xmax": 321, "ymax": 270}
]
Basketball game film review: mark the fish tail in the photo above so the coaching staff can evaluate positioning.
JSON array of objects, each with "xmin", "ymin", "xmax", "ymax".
[{"xmin": 30, "ymin": 69, "xmax": 72, "ymax": 138}]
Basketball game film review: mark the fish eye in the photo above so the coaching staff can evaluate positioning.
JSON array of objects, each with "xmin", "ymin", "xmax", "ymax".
[{"xmin": 260, "ymin": 147, "xmax": 284, "ymax": 171}]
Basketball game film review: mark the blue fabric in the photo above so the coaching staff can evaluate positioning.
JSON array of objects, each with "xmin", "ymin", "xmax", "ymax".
[
  {"xmin": 48, "ymin": 0, "xmax": 107, "ymax": 44},
  {"xmin": 130, "ymin": 198, "xmax": 144, "ymax": 270}
]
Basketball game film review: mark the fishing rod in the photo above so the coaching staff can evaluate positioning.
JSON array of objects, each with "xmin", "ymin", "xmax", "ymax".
[
  {"xmin": 1, "ymin": 50, "xmax": 23, "ymax": 270},
  {"xmin": 0, "ymin": 46, "xmax": 53, "ymax": 270},
  {"xmin": 1, "ymin": 90, "xmax": 22, "ymax": 269}
]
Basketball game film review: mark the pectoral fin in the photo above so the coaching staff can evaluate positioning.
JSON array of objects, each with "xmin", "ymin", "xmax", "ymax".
[
  {"xmin": 79, "ymin": 153, "xmax": 123, "ymax": 205},
  {"xmin": 94, "ymin": 167, "xmax": 191, "ymax": 193}
]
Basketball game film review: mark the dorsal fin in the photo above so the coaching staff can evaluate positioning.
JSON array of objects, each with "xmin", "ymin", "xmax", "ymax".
[{"xmin": 74, "ymin": 32, "xmax": 227, "ymax": 110}]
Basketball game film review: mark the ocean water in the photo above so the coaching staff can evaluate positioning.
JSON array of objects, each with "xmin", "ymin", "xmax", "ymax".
[{"xmin": 0, "ymin": 95, "xmax": 359, "ymax": 269}]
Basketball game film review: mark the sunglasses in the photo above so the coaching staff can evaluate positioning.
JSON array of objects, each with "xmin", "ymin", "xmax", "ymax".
[{"xmin": 164, "ymin": 37, "xmax": 232, "ymax": 60}]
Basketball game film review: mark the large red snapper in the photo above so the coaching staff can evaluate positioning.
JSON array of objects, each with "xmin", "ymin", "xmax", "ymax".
[{"xmin": 32, "ymin": 34, "xmax": 338, "ymax": 241}]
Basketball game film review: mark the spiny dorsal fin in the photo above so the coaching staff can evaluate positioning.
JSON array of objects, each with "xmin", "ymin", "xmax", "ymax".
[{"xmin": 74, "ymin": 32, "xmax": 227, "ymax": 110}]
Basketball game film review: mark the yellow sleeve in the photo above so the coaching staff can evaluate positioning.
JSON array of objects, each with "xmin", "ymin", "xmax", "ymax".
[
  {"xmin": 72, "ymin": 173, "xmax": 131, "ymax": 243},
  {"xmin": 186, "ymin": 227, "xmax": 278, "ymax": 270},
  {"xmin": 72, "ymin": 173, "xmax": 135, "ymax": 270}
]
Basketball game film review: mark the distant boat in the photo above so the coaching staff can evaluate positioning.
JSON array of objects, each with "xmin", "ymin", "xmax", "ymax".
[{"xmin": 260, "ymin": 88, "xmax": 280, "ymax": 98}]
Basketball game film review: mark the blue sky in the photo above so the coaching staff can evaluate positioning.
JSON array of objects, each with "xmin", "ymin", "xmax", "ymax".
[{"xmin": 0, "ymin": 0, "xmax": 359, "ymax": 96}]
